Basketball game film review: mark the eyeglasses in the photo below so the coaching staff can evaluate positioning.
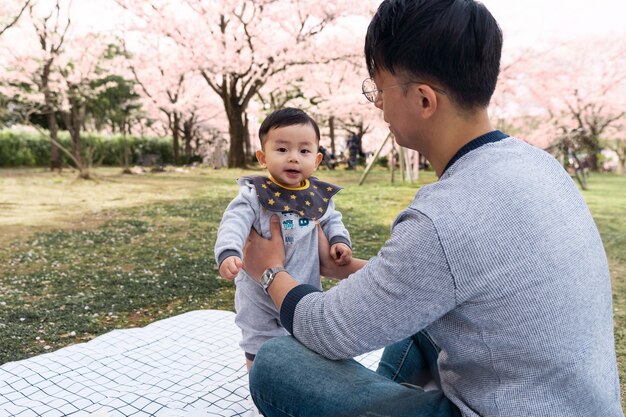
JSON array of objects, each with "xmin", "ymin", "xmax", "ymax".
[{"xmin": 361, "ymin": 78, "xmax": 447, "ymax": 103}]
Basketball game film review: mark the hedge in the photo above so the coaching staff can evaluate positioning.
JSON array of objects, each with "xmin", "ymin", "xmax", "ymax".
[{"xmin": 0, "ymin": 129, "xmax": 175, "ymax": 167}]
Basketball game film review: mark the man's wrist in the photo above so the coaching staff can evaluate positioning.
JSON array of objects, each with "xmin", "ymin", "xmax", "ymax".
[
  {"xmin": 267, "ymin": 270, "xmax": 290, "ymax": 292},
  {"xmin": 260, "ymin": 266, "xmax": 287, "ymax": 294}
]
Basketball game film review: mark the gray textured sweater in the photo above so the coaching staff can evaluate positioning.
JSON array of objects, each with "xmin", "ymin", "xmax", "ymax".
[{"xmin": 280, "ymin": 132, "xmax": 623, "ymax": 417}]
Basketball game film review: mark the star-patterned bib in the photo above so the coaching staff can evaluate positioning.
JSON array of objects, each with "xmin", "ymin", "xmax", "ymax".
[{"xmin": 240, "ymin": 176, "xmax": 342, "ymax": 221}]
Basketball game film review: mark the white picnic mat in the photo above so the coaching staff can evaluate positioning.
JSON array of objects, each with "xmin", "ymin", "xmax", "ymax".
[{"xmin": 0, "ymin": 310, "xmax": 382, "ymax": 417}]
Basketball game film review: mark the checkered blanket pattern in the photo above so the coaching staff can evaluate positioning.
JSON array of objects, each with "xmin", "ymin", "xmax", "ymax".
[{"xmin": 0, "ymin": 310, "xmax": 382, "ymax": 417}]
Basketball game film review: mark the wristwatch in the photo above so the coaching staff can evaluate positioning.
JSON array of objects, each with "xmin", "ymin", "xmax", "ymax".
[{"xmin": 260, "ymin": 266, "xmax": 287, "ymax": 294}]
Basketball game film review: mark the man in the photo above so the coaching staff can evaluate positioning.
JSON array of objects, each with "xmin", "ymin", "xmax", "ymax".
[{"xmin": 241, "ymin": 0, "xmax": 624, "ymax": 416}]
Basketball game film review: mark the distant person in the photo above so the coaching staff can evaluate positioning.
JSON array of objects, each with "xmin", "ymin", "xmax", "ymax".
[
  {"xmin": 346, "ymin": 133, "xmax": 363, "ymax": 169},
  {"xmin": 318, "ymin": 145, "xmax": 336, "ymax": 170},
  {"xmin": 213, "ymin": 107, "xmax": 352, "ymax": 372},
  {"xmin": 241, "ymin": 0, "xmax": 623, "ymax": 416},
  {"xmin": 210, "ymin": 137, "xmax": 228, "ymax": 169}
]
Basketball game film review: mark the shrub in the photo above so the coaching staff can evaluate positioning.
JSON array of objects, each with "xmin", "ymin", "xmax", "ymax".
[
  {"xmin": 377, "ymin": 155, "xmax": 389, "ymax": 168},
  {"xmin": 0, "ymin": 128, "xmax": 174, "ymax": 167}
]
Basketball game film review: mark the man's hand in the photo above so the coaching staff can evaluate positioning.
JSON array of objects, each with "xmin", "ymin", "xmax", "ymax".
[
  {"xmin": 219, "ymin": 256, "xmax": 243, "ymax": 280},
  {"xmin": 317, "ymin": 224, "xmax": 335, "ymax": 277},
  {"xmin": 243, "ymin": 215, "xmax": 285, "ymax": 281},
  {"xmin": 330, "ymin": 243, "xmax": 352, "ymax": 266}
]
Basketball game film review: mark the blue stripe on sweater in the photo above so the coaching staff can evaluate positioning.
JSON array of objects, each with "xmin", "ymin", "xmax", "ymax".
[
  {"xmin": 280, "ymin": 284, "xmax": 321, "ymax": 334},
  {"xmin": 442, "ymin": 130, "xmax": 509, "ymax": 175}
]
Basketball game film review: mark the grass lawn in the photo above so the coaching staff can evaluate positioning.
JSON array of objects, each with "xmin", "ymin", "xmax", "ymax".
[{"xmin": 1, "ymin": 166, "xmax": 624, "ymax": 406}]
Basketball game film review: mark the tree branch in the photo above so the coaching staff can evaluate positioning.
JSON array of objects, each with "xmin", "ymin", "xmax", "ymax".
[{"xmin": 0, "ymin": 0, "xmax": 33, "ymax": 37}]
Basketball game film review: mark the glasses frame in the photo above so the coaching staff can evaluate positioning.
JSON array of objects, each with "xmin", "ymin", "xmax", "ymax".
[{"xmin": 361, "ymin": 77, "xmax": 447, "ymax": 103}]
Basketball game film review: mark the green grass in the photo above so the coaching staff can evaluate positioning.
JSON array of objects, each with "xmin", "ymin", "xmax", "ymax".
[
  {"xmin": 0, "ymin": 167, "xmax": 428, "ymax": 362},
  {"xmin": 582, "ymin": 173, "xmax": 626, "ymax": 405},
  {"xmin": 0, "ymin": 167, "xmax": 624, "ymax": 406}
]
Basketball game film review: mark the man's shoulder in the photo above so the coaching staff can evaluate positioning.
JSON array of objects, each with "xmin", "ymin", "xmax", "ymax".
[
  {"xmin": 448, "ymin": 136, "xmax": 556, "ymax": 175},
  {"xmin": 408, "ymin": 141, "xmax": 534, "ymax": 215}
]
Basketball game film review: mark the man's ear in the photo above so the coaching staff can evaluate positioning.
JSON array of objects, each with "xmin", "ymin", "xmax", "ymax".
[
  {"xmin": 315, "ymin": 152, "xmax": 323, "ymax": 168},
  {"xmin": 414, "ymin": 84, "xmax": 438, "ymax": 119},
  {"xmin": 256, "ymin": 149, "xmax": 267, "ymax": 167}
]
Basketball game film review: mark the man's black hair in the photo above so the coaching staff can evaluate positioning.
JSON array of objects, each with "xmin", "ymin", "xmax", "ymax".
[
  {"xmin": 258, "ymin": 107, "xmax": 321, "ymax": 146},
  {"xmin": 364, "ymin": 0, "xmax": 503, "ymax": 110}
]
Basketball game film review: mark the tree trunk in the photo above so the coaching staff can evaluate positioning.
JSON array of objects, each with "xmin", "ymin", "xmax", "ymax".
[
  {"xmin": 590, "ymin": 152, "xmax": 599, "ymax": 171},
  {"xmin": 70, "ymin": 101, "xmax": 83, "ymax": 170},
  {"xmin": 329, "ymin": 116, "xmax": 336, "ymax": 155},
  {"xmin": 183, "ymin": 118, "xmax": 193, "ymax": 159},
  {"xmin": 62, "ymin": 94, "xmax": 88, "ymax": 178},
  {"xmin": 194, "ymin": 131, "xmax": 201, "ymax": 154},
  {"xmin": 70, "ymin": 129, "xmax": 82, "ymax": 171},
  {"xmin": 70, "ymin": 128, "xmax": 86, "ymax": 178},
  {"xmin": 42, "ymin": 60, "xmax": 60, "ymax": 171},
  {"xmin": 48, "ymin": 111, "xmax": 61, "ymax": 171},
  {"xmin": 226, "ymin": 103, "xmax": 248, "ymax": 168},
  {"xmin": 243, "ymin": 113, "xmax": 251, "ymax": 163},
  {"xmin": 172, "ymin": 112, "xmax": 180, "ymax": 165},
  {"xmin": 616, "ymin": 146, "xmax": 625, "ymax": 175},
  {"xmin": 579, "ymin": 135, "xmax": 600, "ymax": 171}
]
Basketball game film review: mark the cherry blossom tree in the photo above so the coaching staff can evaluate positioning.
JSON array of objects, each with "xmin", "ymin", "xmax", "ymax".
[
  {"xmin": 489, "ymin": 48, "xmax": 544, "ymax": 141},
  {"xmin": 27, "ymin": 0, "xmax": 71, "ymax": 171},
  {"xmin": 122, "ymin": 34, "xmax": 225, "ymax": 164},
  {"xmin": 524, "ymin": 37, "xmax": 626, "ymax": 171},
  {"xmin": 1, "ymin": 0, "xmax": 132, "ymax": 177},
  {"xmin": 55, "ymin": 33, "xmax": 126, "ymax": 177},
  {"xmin": 256, "ymin": 8, "xmax": 387, "ymax": 158},
  {"xmin": 296, "ymin": 58, "xmax": 385, "ymax": 156},
  {"xmin": 116, "ymin": 0, "xmax": 373, "ymax": 168},
  {"xmin": 604, "ymin": 118, "xmax": 626, "ymax": 174}
]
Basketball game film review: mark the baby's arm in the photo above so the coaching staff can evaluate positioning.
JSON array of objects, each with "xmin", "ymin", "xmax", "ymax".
[
  {"xmin": 330, "ymin": 242, "xmax": 352, "ymax": 266},
  {"xmin": 214, "ymin": 185, "xmax": 258, "ymax": 279},
  {"xmin": 320, "ymin": 199, "xmax": 352, "ymax": 267},
  {"xmin": 219, "ymin": 256, "xmax": 243, "ymax": 280}
]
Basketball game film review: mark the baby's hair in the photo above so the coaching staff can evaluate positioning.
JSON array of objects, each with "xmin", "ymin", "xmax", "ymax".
[{"xmin": 258, "ymin": 108, "xmax": 321, "ymax": 147}]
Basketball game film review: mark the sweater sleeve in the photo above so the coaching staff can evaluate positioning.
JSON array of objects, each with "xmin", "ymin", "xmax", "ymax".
[
  {"xmin": 213, "ymin": 185, "xmax": 258, "ymax": 267},
  {"xmin": 320, "ymin": 199, "xmax": 351, "ymax": 248},
  {"xmin": 281, "ymin": 207, "xmax": 457, "ymax": 360}
]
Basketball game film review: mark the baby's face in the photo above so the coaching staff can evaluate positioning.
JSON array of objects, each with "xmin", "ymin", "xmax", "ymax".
[{"xmin": 256, "ymin": 124, "xmax": 322, "ymax": 188}]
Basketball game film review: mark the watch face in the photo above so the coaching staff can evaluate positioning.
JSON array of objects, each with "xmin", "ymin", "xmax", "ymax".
[
  {"xmin": 261, "ymin": 267, "xmax": 284, "ymax": 293},
  {"xmin": 261, "ymin": 270, "xmax": 272, "ymax": 287}
]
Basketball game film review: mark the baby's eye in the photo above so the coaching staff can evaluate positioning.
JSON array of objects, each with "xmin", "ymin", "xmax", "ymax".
[
  {"xmin": 277, "ymin": 148, "xmax": 288, "ymax": 153},
  {"xmin": 300, "ymin": 149, "xmax": 311, "ymax": 154}
]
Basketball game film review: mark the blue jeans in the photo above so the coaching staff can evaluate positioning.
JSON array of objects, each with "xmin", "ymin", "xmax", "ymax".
[
  {"xmin": 376, "ymin": 331, "xmax": 442, "ymax": 388},
  {"xmin": 249, "ymin": 333, "xmax": 461, "ymax": 417}
]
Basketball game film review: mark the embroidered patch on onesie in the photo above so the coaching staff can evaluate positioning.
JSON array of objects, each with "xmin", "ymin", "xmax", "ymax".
[{"xmin": 240, "ymin": 176, "xmax": 342, "ymax": 221}]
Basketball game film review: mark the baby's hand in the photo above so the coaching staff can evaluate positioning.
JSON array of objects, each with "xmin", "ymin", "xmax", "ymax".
[
  {"xmin": 219, "ymin": 256, "xmax": 243, "ymax": 280},
  {"xmin": 330, "ymin": 243, "xmax": 352, "ymax": 266}
]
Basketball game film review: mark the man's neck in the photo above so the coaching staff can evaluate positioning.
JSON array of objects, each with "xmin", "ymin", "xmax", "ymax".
[{"xmin": 425, "ymin": 109, "xmax": 494, "ymax": 177}]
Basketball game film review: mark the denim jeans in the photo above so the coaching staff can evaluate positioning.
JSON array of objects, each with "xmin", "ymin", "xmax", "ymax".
[
  {"xmin": 376, "ymin": 331, "xmax": 442, "ymax": 389},
  {"xmin": 249, "ymin": 334, "xmax": 461, "ymax": 417}
]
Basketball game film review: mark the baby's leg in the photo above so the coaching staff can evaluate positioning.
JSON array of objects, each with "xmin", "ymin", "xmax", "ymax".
[
  {"xmin": 245, "ymin": 352, "xmax": 256, "ymax": 372},
  {"xmin": 234, "ymin": 279, "xmax": 287, "ymax": 372}
]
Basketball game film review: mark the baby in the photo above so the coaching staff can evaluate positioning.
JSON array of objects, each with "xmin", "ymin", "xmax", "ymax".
[{"xmin": 214, "ymin": 107, "xmax": 352, "ymax": 370}]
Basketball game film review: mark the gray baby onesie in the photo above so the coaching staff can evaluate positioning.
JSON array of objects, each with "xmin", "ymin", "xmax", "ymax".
[{"xmin": 214, "ymin": 176, "xmax": 351, "ymax": 354}]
